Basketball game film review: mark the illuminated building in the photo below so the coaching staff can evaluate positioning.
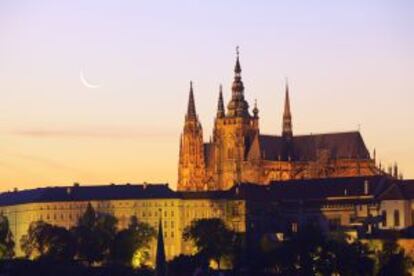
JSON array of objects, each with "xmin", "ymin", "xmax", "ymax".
[
  {"xmin": 1, "ymin": 175, "xmax": 413, "ymax": 266},
  {"xmin": 178, "ymin": 50, "xmax": 380, "ymax": 191},
  {"xmin": 0, "ymin": 183, "xmax": 245, "ymax": 265}
]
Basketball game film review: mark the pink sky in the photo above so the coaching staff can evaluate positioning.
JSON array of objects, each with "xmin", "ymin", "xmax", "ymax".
[{"xmin": 0, "ymin": 1, "xmax": 413, "ymax": 190}]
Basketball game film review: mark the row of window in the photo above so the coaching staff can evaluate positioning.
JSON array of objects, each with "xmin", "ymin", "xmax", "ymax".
[
  {"xmin": 382, "ymin": 210, "xmax": 400, "ymax": 227},
  {"xmin": 142, "ymin": 210, "xmax": 174, "ymax": 217}
]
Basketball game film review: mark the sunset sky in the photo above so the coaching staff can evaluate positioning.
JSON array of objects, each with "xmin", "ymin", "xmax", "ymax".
[{"xmin": 0, "ymin": 1, "xmax": 413, "ymax": 191}]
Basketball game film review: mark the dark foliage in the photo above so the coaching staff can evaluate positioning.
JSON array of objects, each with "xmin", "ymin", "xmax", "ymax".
[
  {"xmin": 0, "ymin": 214, "xmax": 14, "ymax": 259},
  {"xmin": 71, "ymin": 203, "xmax": 118, "ymax": 264},
  {"xmin": 110, "ymin": 216, "xmax": 156, "ymax": 266},
  {"xmin": 20, "ymin": 221, "xmax": 75, "ymax": 261},
  {"xmin": 183, "ymin": 218, "xmax": 241, "ymax": 270}
]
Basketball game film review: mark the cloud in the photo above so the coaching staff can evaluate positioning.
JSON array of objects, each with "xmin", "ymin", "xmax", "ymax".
[
  {"xmin": 10, "ymin": 126, "xmax": 176, "ymax": 139},
  {"xmin": 3, "ymin": 152, "xmax": 90, "ymax": 176}
]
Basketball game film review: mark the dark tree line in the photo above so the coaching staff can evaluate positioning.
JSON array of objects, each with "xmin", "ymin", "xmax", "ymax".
[
  {"xmin": 174, "ymin": 218, "xmax": 414, "ymax": 276},
  {"xmin": 0, "ymin": 209, "xmax": 413, "ymax": 275},
  {"xmin": 20, "ymin": 203, "xmax": 156, "ymax": 267}
]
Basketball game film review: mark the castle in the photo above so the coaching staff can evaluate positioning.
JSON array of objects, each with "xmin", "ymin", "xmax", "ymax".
[{"xmin": 178, "ymin": 51, "xmax": 380, "ymax": 191}]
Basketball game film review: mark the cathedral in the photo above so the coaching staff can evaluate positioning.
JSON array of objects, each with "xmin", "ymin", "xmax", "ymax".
[{"xmin": 178, "ymin": 51, "xmax": 380, "ymax": 191}]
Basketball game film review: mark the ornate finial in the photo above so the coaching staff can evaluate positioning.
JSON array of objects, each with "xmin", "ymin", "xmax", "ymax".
[
  {"xmin": 236, "ymin": 46, "xmax": 239, "ymax": 58},
  {"xmin": 253, "ymin": 99, "xmax": 259, "ymax": 118}
]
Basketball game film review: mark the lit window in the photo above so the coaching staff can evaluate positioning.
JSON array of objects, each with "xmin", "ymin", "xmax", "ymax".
[
  {"xmin": 394, "ymin": 210, "xmax": 400, "ymax": 227},
  {"xmin": 382, "ymin": 210, "xmax": 387, "ymax": 227},
  {"xmin": 171, "ymin": 231, "xmax": 174, "ymax": 238}
]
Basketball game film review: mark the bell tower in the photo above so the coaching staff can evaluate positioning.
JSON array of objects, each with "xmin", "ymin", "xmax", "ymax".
[
  {"xmin": 177, "ymin": 82, "xmax": 206, "ymax": 191},
  {"xmin": 212, "ymin": 48, "xmax": 259, "ymax": 189}
]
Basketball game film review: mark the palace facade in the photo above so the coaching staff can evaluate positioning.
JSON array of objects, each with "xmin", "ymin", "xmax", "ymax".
[
  {"xmin": 178, "ymin": 52, "xmax": 380, "ymax": 191},
  {"xmin": 1, "ymin": 175, "xmax": 413, "ymax": 267}
]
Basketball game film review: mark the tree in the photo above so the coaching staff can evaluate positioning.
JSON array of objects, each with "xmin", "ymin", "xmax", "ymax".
[
  {"xmin": 21, "ymin": 221, "xmax": 50, "ymax": 258},
  {"xmin": 259, "ymin": 224, "xmax": 375, "ymax": 275},
  {"xmin": 71, "ymin": 203, "xmax": 118, "ymax": 265},
  {"xmin": 20, "ymin": 220, "xmax": 75, "ymax": 261},
  {"xmin": 183, "ymin": 218, "xmax": 237, "ymax": 270},
  {"xmin": 0, "ymin": 214, "xmax": 14, "ymax": 259},
  {"xmin": 110, "ymin": 216, "xmax": 156, "ymax": 267},
  {"xmin": 378, "ymin": 240, "xmax": 413, "ymax": 276}
]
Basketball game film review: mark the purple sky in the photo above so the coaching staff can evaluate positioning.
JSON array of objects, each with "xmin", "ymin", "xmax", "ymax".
[{"xmin": 0, "ymin": 1, "xmax": 413, "ymax": 189}]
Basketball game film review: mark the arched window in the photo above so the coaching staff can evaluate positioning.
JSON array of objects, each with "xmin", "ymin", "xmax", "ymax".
[{"xmin": 394, "ymin": 210, "xmax": 400, "ymax": 227}]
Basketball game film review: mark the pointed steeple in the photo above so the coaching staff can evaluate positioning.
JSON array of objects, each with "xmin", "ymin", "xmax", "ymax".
[
  {"xmin": 217, "ymin": 84, "xmax": 225, "ymax": 118},
  {"xmin": 186, "ymin": 81, "xmax": 197, "ymax": 120},
  {"xmin": 227, "ymin": 46, "xmax": 249, "ymax": 117},
  {"xmin": 282, "ymin": 79, "xmax": 293, "ymax": 139},
  {"xmin": 155, "ymin": 216, "xmax": 167, "ymax": 276}
]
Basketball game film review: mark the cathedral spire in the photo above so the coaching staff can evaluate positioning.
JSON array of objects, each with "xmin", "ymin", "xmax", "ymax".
[
  {"xmin": 282, "ymin": 79, "xmax": 293, "ymax": 138},
  {"xmin": 217, "ymin": 84, "xmax": 225, "ymax": 118},
  {"xmin": 186, "ymin": 81, "xmax": 197, "ymax": 120},
  {"xmin": 227, "ymin": 46, "xmax": 249, "ymax": 117}
]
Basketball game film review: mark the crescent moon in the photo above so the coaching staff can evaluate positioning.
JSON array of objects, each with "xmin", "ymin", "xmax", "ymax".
[{"xmin": 80, "ymin": 68, "xmax": 101, "ymax": 89}]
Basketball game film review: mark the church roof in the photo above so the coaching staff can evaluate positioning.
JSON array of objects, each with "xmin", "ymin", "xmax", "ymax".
[
  {"xmin": 267, "ymin": 175, "xmax": 390, "ymax": 201},
  {"xmin": 258, "ymin": 131, "xmax": 370, "ymax": 161},
  {"xmin": 0, "ymin": 176, "xmax": 413, "ymax": 207},
  {"xmin": 377, "ymin": 180, "xmax": 414, "ymax": 200},
  {"xmin": 0, "ymin": 183, "xmax": 175, "ymax": 207}
]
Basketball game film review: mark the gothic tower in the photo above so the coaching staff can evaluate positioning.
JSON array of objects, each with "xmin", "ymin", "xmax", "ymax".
[
  {"xmin": 177, "ymin": 82, "xmax": 206, "ymax": 191},
  {"xmin": 212, "ymin": 48, "xmax": 259, "ymax": 189}
]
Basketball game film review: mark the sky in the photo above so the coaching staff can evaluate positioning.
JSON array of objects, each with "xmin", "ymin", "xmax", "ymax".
[{"xmin": 0, "ymin": 0, "xmax": 413, "ymax": 191}]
